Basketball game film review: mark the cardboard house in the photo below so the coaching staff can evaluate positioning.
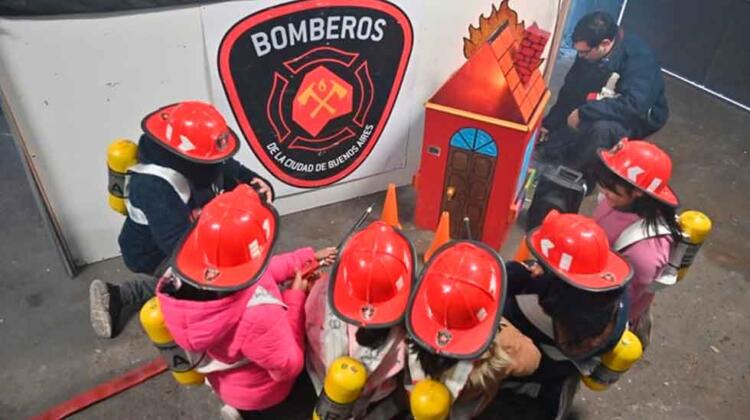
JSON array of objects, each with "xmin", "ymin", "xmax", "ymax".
[{"xmin": 414, "ymin": 23, "xmax": 551, "ymax": 249}]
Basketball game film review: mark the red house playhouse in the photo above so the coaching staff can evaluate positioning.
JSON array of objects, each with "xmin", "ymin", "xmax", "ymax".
[{"xmin": 414, "ymin": 21, "xmax": 551, "ymax": 250}]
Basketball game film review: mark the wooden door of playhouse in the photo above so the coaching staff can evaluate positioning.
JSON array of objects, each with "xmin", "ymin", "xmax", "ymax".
[{"xmin": 441, "ymin": 128, "xmax": 497, "ymax": 239}]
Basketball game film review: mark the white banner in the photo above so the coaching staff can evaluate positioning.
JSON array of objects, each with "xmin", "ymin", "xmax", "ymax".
[{"xmin": 0, "ymin": 0, "xmax": 560, "ymax": 264}]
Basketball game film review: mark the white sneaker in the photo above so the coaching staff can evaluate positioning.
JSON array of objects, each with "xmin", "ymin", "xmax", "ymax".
[
  {"xmin": 89, "ymin": 279, "xmax": 117, "ymax": 338},
  {"xmin": 220, "ymin": 404, "xmax": 242, "ymax": 420}
]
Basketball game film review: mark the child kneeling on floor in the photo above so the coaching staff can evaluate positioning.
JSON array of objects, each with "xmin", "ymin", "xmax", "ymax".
[{"xmin": 155, "ymin": 184, "xmax": 336, "ymax": 418}]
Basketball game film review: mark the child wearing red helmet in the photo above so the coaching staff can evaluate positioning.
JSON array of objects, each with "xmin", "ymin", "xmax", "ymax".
[
  {"xmin": 156, "ymin": 184, "xmax": 335, "ymax": 418},
  {"xmin": 305, "ymin": 221, "xmax": 416, "ymax": 418},
  {"xmin": 501, "ymin": 211, "xmax": 631, "ymax": 419},
  {"xmin": 405, "ymin": 241, "xmax": 541, "ymax": 418},
  {"xmin": 593, "ymin": 139, "xmax": 682, "ymax": 347},
  {"xmin": 90, "ymin": 101, "xmax": 276, "ymax": 338}
]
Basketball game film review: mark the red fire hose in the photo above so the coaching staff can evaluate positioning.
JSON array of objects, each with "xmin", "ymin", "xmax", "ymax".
[{"xmin": 29, "ymin": 357, "xmax": 167, "ymax": 420}]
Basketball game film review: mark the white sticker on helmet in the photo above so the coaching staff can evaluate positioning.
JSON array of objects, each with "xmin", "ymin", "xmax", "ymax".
[
  {"xmin": 626, "ymin": 166, "xmax": 645, "ymax": 183},
  {"xmin": 489, "ymin": 277, "xmax": 497, "ymax": 295},
  {"xmin": 165, "ymin": 123, "xmax": 173, "ymax": 141},
  {"xmin": 395, "ymin": 276, "xmax": 404, "ymax": 291},
  {"xmin": 476, "ymin": 307, "xmax": 487, "ymax": 321},
  {"xmin": 262, "ymin": 219, "xmax": 271, "ymax": 241},
  {"xmin": 249, "ymin": 240, "xmax": 261, "ymax": 259},
  {"xmin": 646, "ymin": 178, "xmax": 662, "ymax": 192},
  {"xmin": 178, "ymin": 135, "xmax": 196, "ymax": 152},
  {"xmin": 541, "ymin": 239, "xmax": 554, "ymax": 257},
  {"xmin": 559, "ymin": 253, "xmax": 573, "ymax": 271}
]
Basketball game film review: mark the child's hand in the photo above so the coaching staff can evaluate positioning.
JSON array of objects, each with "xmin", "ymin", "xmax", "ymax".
[
  {"xmin": 538, "ymin": 126, "xmax": 549, "ymax": 142},
  {"xmin": 291, "ymin": 270, "xmax": 310, "ymax": 293},
  {"xmin": 521, "ymin": 260, "xmax": 545, "ymax": 278},
  {"xmin": 315, "ymin": 247, "xmax": 337, "ymax": 266},
  {"xmin": 249, "ymin": 177, "xmax": 274, "ymax": 203},
  {"xmin": 306, "ymin": 271, "xmax": 322, "ymax": 283}
]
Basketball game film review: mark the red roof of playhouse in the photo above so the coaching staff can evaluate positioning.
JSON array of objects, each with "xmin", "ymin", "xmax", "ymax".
[{"xmin": 429, "ymin": 23, "xmax": 549, "ymax": 127}]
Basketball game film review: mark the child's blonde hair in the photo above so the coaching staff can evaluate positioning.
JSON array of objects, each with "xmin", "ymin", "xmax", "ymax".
[{"xmin": 467, "ymin": 334, "xmax": 513, "ymax": 389}]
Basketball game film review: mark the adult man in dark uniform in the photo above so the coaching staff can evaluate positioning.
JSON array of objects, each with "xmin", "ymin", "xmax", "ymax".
[{"xmin": 536, "ymin": 11, "xmax": 668, "ymax": 190}]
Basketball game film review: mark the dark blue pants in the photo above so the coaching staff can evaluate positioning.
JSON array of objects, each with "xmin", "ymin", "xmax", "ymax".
[{"xmin": 118, "ymin": 250, "xmax": 165, "ymax": 306}]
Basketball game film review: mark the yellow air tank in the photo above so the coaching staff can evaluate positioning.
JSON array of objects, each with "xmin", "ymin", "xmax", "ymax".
[
  {"xmin": 675, "ymin": 211, "xmax": 712, "ymax": 281},
  {"xmin": 410, "ymin": 379, "xmax": 451, "ymax": 420},
  {"xmin": 107, "ymin": 139, "xmax": 138, "ymax": 215},
  {"xmin": 313, "ymin": 356, "xmax": 367, "ymax": 420},
  {"xmin": 139, "ymin": 297, "xmax": 204, "ymax": 385},
  {"xmin": 582, "ymin": 330, "xmax": 642, "ymax": 391}
]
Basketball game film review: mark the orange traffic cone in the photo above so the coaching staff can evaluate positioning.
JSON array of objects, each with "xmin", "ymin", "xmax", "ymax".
[
  {"xmin": 513, "ymin": 235, "xmax": 531, "ymax": 262},
  {"xmin": 380, "ymin": 183, "xmax": 402, "ymax": 229},
  {"xmin": 424, "ymin": 211, "xmax": 451, "ymax": 263}
]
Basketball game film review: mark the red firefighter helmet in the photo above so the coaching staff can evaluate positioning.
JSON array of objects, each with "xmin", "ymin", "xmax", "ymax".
[
  {"xmin": 330, "ymin": 221, "xmax": 415, "ymax": 327},
  {"xmin": 173, "ymin": 184, "xmax": 278, "ymax": 290},
  {"xmin": 527, "ymin": 210, "xmax": 632, "ymax": 291},
  {"xmin": 407, "ymin": 241, "xmax": 506, "ymax": 359},
  {"xmin": 142, "ymin": 101, "xmax": 240, "ymax": 163},
  {"xmin": 598, "ymin": 139, "xmax": 679, "ymax": 207}
]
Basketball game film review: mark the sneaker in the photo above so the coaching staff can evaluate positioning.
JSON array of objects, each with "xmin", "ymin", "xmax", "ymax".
[
  {"xmin": 220, "ymin": 405, "xmax": 242, "ymax": 420},
  {"xmin": 89, "ymin": 279, "xmax": 123, "ymax": 338}
]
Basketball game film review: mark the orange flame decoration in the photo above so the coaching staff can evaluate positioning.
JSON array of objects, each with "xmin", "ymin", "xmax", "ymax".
[{"xmin": 463, "ymin": 0, "xmax": 526, "ymax": 59}]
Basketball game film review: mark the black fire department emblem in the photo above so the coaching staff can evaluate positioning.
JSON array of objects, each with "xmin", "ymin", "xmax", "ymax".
[{"xmin": 218, "ymin": 0, "xmax": 413, "ymax": 187}]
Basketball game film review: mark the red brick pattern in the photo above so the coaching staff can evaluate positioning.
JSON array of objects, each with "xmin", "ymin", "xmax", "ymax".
[
  {"xmin": 490, "ymin": 24, "xmax": 542, "ymax": 121},
  {"xmin": 514, "ymin": 23, "xmax": 550, "ymax": 85}
]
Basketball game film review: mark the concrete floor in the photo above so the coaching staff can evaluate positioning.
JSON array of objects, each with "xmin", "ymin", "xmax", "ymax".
[{"xmin": 2, "ymin": 64, "xmax": 750, "ymax": 418}]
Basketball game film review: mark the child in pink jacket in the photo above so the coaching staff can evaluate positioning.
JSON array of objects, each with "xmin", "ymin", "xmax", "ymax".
[{"xmin": 155, "ymin": 184, "xmax": 335, "ymax": 417}]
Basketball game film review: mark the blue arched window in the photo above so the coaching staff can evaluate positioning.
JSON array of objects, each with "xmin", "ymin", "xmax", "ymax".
[{"xmin": 449, "ymin": 128, "xmax": 498, "ymax": 157}]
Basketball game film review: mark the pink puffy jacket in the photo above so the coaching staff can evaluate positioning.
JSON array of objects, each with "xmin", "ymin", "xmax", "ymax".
[{"xmin": 157, "ymin": 247, "xmax": 315, "ymax": 411}]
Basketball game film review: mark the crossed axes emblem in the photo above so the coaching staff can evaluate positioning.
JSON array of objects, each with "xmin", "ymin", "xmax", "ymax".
[{"xmin": 297, "ymin": 79, "xmax": 349, "ymax": 118}]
